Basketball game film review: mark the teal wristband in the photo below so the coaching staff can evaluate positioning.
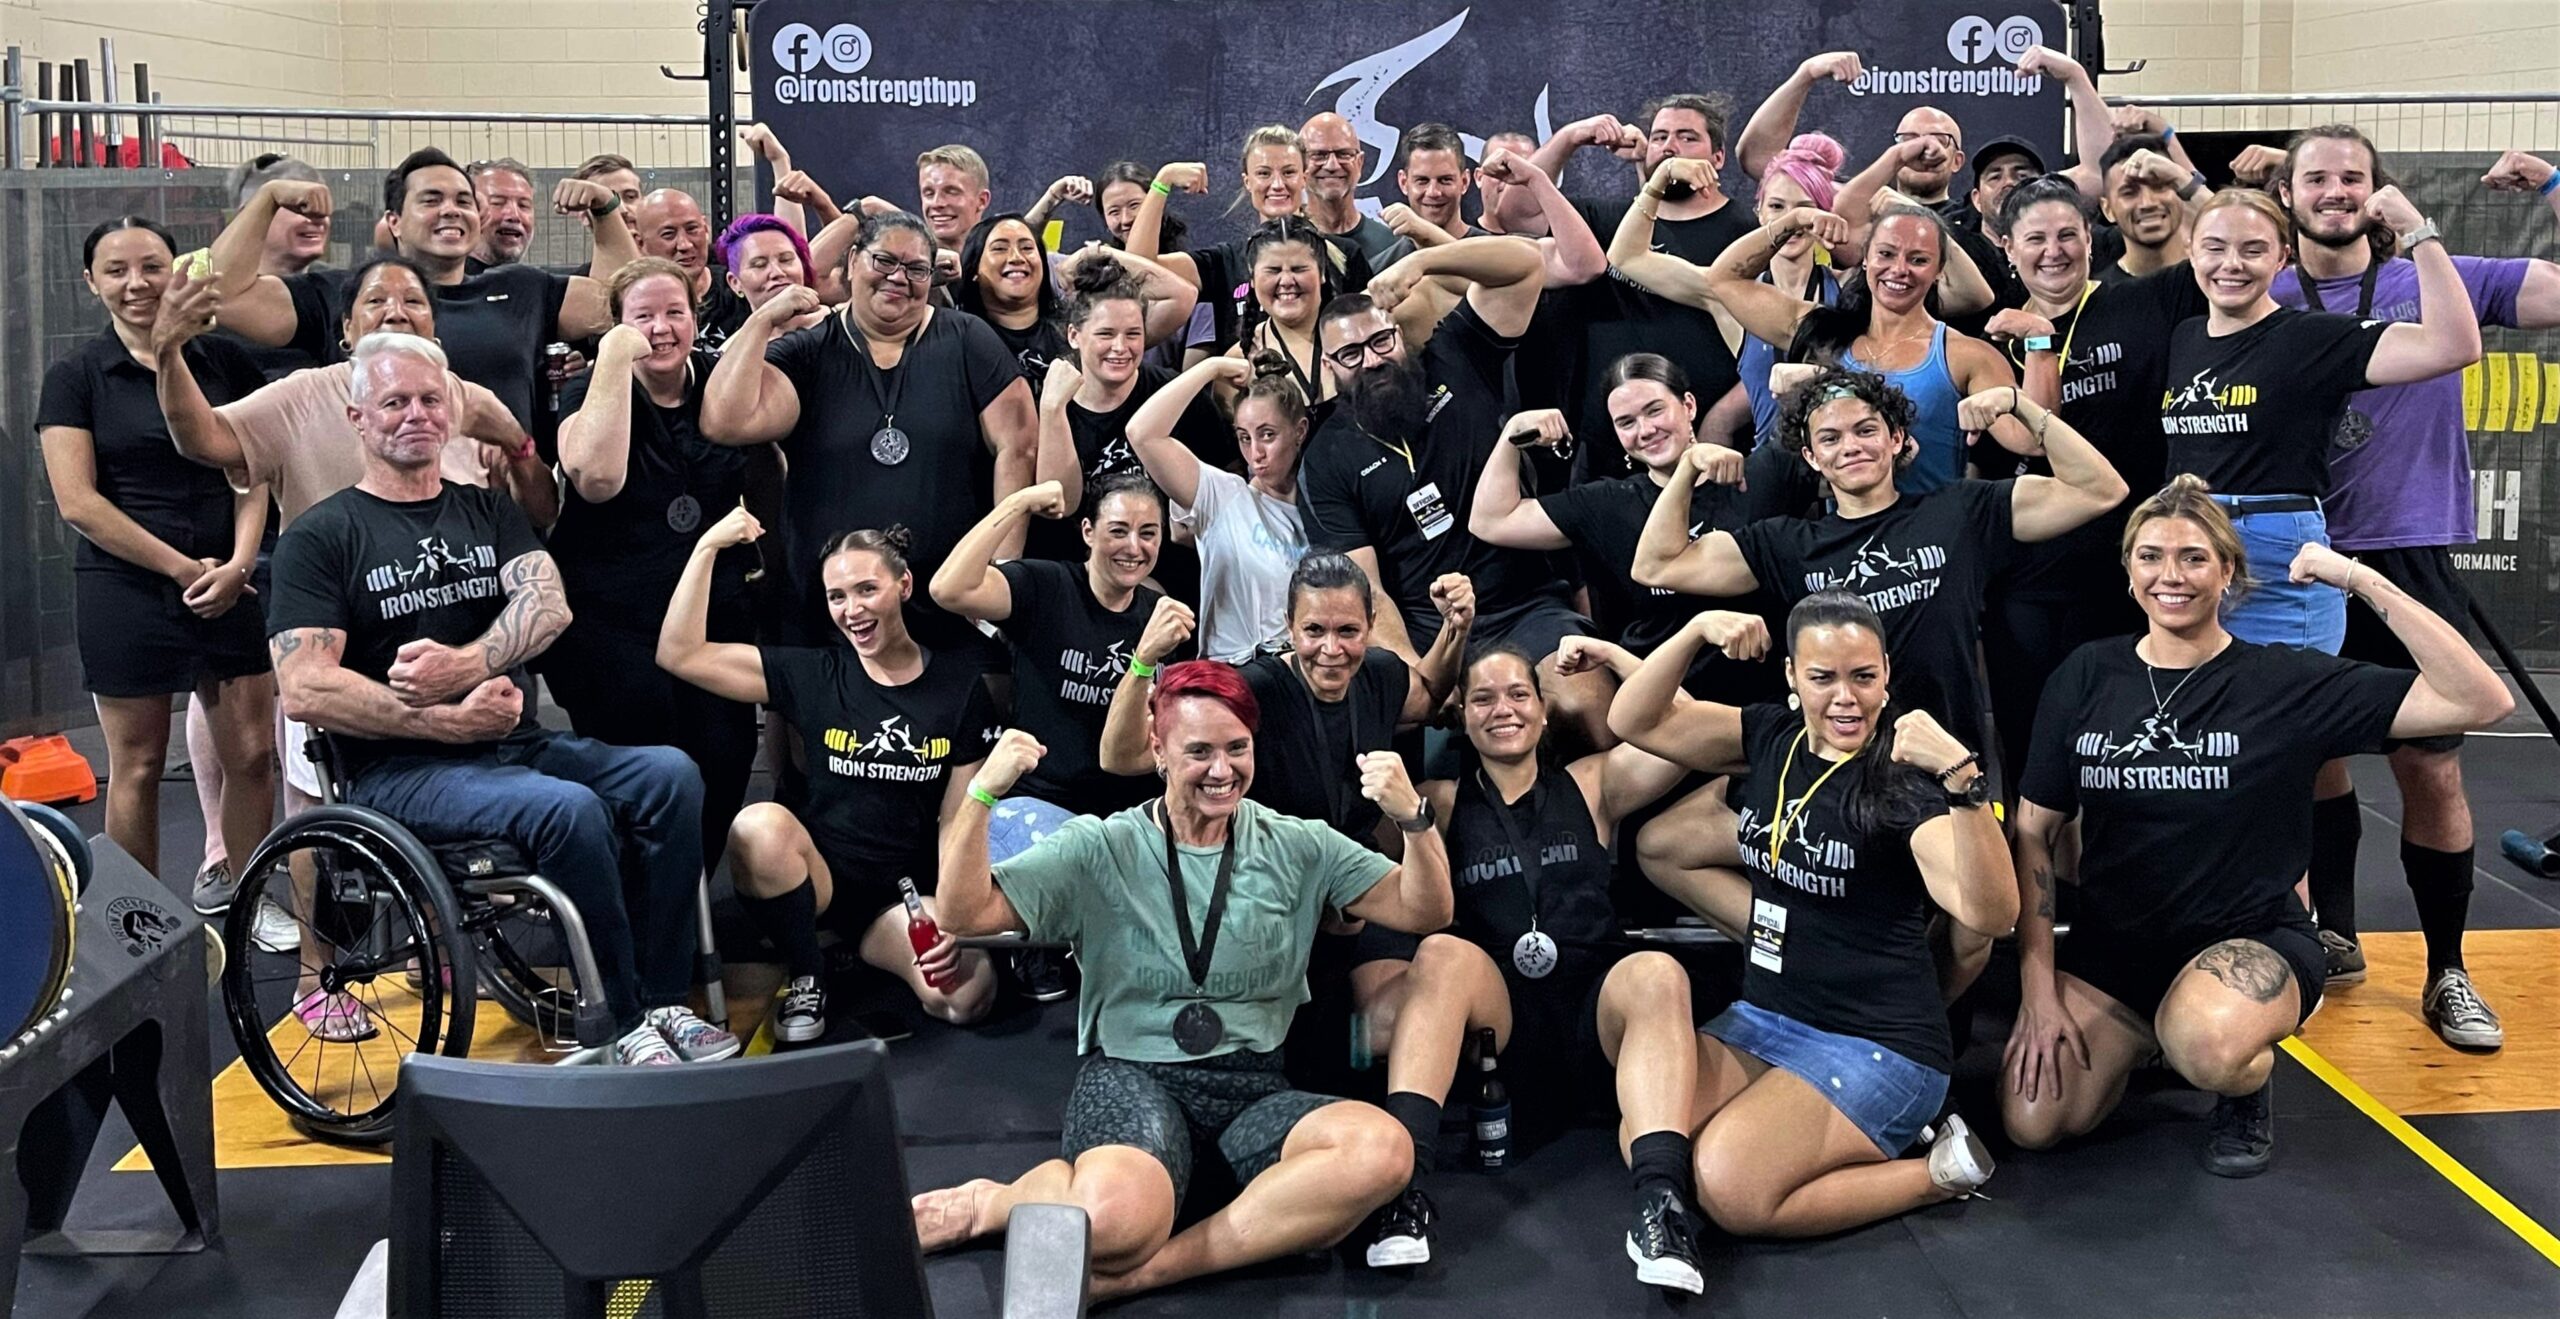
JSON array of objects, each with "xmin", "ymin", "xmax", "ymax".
[
  {"xmin": 968, "ymin": 784, "xmax": 999, "ymax": 809},
  {"xmin": 1128, "ymin": 657, "xmax": 1158, "ymax": 679},
  {"xmin": 2159, "ymin": 124, "xmax": 2176, "ymax": 140}
]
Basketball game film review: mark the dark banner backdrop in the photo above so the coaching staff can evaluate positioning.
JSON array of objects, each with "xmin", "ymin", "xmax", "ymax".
[
  {"xmin": 2423, "ymin": 158, "xmax": 2560, "ymax": 669},
  {"xmin": 748, "ymin": 0, "xmax": 2067, "ymax": 247}
]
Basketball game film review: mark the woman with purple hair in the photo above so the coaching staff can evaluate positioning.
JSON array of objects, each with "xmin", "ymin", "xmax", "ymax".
[{"xmin": 715, "ymin": 213, "xmax": 827, "ymax": 337}]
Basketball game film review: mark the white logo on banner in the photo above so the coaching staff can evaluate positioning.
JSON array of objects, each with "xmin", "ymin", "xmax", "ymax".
[
  {"xmin": 1304, "ymin": 7, "xmax": 1555, "ymax": 213},
  {"xmin": 1854, "ymin": 13, "xmax": 2047, "ymax": 97},
  {"xmin": 1947, "ymin": 14, "xmax": 2044, "ymax": 64},
  {"xmin": 769, "ymin": 20, "xmax": 970, "ymax": 107}
]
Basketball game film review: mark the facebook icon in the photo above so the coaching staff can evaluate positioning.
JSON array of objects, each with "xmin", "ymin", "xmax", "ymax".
[
  {"xmin": 1947, "ymin": 15, "xmax": 1994, "ymax": 64},
  {"xmin": 772, "ymin": 22, "xmax": 823, "ymax": 74}
]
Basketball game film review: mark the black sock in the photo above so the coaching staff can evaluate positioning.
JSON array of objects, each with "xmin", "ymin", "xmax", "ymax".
[
  {"xmin": 737, "ymin": 884, "xmax": 826, "ymax": 980},
  {"xmin": 1384, "ymin": 1090, "xmax": 1443, "ymax": 1180},
  {"xmin": 1628, "ymin": 1129, "xmax": 1693, "ymax": 1208},
  {"xmin": 2307, "ymin": 793, "xmax": 2363, "ymax": 940},
  {"xmin": 2402, "ymin": 839, "xmax": 2475, "ymax": 976}
]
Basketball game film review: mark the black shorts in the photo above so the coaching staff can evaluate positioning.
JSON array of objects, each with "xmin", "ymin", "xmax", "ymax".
[
  {"xmin": 1060, "ymin": 1049, "xmax": 1339, "ymax": 1211},
  {"xmin": 2058, "ymin": 912, "xmax": 2326, "ymax": 1029},
  {"xmin": 1406, "ymin": 592, "xmax": 1591, "ymax": 664},
  {"xmin": 812, "ymin": 834, "xmax": 925, "ymax": 933},
  {"xmin": 75, "ymin": 561, "xmax": 270, "ymax": 699},
  {"xmin": 2341, "ymin": 545, "xmax": 2469, "ymax": 753},
  {"xmin": 1501, "ymin": 963, "xmax": 1617, "ymax": 1147}
]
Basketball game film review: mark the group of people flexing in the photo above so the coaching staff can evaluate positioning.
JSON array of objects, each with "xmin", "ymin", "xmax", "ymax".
[{"xmin": 34, "ymin": 36, "xmax": 2556, "ymax": 1302}]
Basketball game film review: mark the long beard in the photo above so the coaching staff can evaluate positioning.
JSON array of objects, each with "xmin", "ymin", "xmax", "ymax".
[{"xmin": 1344, "ymin": 357, "xmax": 1429, "ymax": 438}]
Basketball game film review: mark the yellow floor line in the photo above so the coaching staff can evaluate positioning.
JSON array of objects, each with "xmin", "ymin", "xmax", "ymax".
[{"xmin": 2282, "ymin": 1035, "xmax": 2560, "ymax": 1268}]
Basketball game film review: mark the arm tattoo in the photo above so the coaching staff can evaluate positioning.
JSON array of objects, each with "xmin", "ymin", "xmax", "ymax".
[
  {"xmin": 478, "ymin": 552, "xmax": 572, "ymax": 674},
  {"xmin": 2193, "ymin": 940, "xmax": 2293, "ymax": 1005},
  {"xmin": 268, "ymin": 627, "xmax": 342, "ymax": 667},
  {"xmin": 2031, "ymin": 864, "xmax": 2056, "ymax": 921}
]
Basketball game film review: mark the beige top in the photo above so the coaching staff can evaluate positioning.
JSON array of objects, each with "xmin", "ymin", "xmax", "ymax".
[{"xmin": 214, "ymin": 362, "xmax": 515, "ymax": 526}]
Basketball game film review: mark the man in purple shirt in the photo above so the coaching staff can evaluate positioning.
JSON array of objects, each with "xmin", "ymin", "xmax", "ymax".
[{"xmin": 2270, "ymin": 127, "xmax": 2560, "ymax": 1054}]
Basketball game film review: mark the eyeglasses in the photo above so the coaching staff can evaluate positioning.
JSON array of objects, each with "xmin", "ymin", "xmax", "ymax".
[
  {"xmin": 864, "ymin": 249, "xmax": 937, "ymax": 285},
  {"xmin": 1327, "ymin": 328, "xmax": 1401, "ymax": 370},
  {"xmin": 1307, "ymin": 148, "xmax": 1360, "ymax": 163},
  {"xmin": 1893, "ymin": 131, "xmax": 1960, "ymax": 149}
]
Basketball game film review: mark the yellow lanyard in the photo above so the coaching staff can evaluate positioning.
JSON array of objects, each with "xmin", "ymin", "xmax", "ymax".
[
  {"xmin": 1768, "ymin": 727, "xmax": 1854, "ymax": 872},
  {"xmin": 1360, "ymin": 426, "xmax": 1416, "ymax": 474},
  {"xmin": 2014, "ymin": 279, "xmax": 2098, "ymax": 376}
]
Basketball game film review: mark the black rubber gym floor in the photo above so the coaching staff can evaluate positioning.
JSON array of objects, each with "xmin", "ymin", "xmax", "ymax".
[{"xmin": 14, "ymin": 725, "xmax": 2560, "ymax": 1317}]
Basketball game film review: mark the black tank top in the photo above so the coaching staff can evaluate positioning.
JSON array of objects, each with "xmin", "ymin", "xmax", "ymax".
[{"xmin": 1447, "ymin": 761, "xmax": 1619, "ymax": 986}]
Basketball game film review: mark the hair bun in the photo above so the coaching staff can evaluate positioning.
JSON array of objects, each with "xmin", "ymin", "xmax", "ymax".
[
  {"xmin": 880, "ymin": 524, "xmax": 914, "ymax": 554},
  {"xmin": 1786, "ymin": 133, "xmax": 1846, "ymax": 173},
  {"xmin": 1247, "ymin": 348, "xmax": 1294, "ymax": 380}
]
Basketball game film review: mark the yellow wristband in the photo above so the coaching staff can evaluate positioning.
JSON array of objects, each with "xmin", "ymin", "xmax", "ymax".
[{"xmin": 1128, "ymin": 657, "xmax": 1158, "ymax": 679}]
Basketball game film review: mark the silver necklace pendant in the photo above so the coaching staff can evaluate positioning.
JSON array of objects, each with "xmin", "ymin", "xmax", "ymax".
[{"xmin": 1512, "ymin": 928, "xmax": 1558, "ymax": 979}]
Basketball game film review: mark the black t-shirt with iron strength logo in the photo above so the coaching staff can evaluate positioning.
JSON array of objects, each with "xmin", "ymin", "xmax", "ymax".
[
  {"xmin": 1732, "ymin": 480, "xmax": 2018, "ymax": 754},
  {"xmin": 265, "ymin": 482, "xmax": 546, "ymax": 770},
  {"xmin": 2157, "ymin": 306, "xmax": 2388, "ymax": 497},
  {"xmin": 760, "ymin": 644, "xmax": 1002, "ymax": 883},
  {"xmin": 1729, "ymin": 703, "xmax": 1951, "ymax": 1072},
  {"xmin": 2021, "ymin": 637, "xmax": 2411, "ymax": 946}
]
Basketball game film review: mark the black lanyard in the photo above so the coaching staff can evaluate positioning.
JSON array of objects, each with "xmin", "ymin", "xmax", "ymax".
[
  {"xmin": 1479, "ymin": 769, "xmax": 1546, "ymax": 927},
  {"xmin": 848, "ymin": 311, "xmax": 921, "ymax": 428},
  {"xmin": 2294, "ymin": 259, "xmax": 2380, "ymax": 318},
  {"xmin": 1156, "ymin": 798, "xmax": 1240, "ymax": 991},
  {"xmin": 1291, "ymin": 658, "xmax": 1364, "ymax": 827}
]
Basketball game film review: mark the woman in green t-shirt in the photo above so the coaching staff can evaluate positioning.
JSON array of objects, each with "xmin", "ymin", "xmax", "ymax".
[{"xmin": 913, "ymin": 660, "xmax": 1455, "ymax": 1301}]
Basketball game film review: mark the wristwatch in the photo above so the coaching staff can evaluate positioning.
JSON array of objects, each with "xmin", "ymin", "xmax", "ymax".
[
  {"xmin": 2021, "ymin": 334, "xmax": 2057, "ymax": 352},
  {"xmin": 1395, "ymin": 799, "xmax": 1437, "ymax": 833},
  {"xmin": 2397, "ymin": 220, "xmax": 2442, "ymax": 250},
  {"xmin": 1942, "ymin": 771, "xmax": 1991, "ymax": 810}
]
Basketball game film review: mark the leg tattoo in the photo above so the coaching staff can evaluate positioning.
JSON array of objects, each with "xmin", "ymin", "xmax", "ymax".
[{"xmin": 2194, "ymin": 942, "xmax": 2293, "ymax": 1005}]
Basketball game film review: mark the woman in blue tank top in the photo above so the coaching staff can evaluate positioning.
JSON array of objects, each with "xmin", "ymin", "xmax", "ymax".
[{"xmin": 1615, "ymin": 190, "xmax": 2029, "ymax": 495}]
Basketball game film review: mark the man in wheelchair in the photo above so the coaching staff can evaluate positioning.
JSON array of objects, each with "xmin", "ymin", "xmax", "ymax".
[{"xmin": 264, "ymin": 332, "xmax": 735, "ymax": 1067}]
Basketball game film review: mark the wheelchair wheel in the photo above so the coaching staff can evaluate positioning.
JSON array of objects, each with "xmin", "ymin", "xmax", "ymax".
[
  {"xmin": 221, "ymin": 806, "xmax": 477, "ymax": 1143},
  {"xmin": 462, "ymin": 891, "xmax": 578, "ymax": 1045}
]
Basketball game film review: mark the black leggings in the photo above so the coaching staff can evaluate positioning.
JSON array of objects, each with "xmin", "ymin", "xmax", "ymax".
[{"xmin": 543, "ymin": 622, "xmax": 759, "ymax": 873}]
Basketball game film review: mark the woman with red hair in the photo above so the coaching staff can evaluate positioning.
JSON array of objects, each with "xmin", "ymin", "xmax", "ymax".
[{"xmin": 916, "ymin": 659, "xmax": 1456, "ymax": 1301}]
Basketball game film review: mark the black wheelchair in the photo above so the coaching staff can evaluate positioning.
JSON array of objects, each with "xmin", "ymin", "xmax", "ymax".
[{"xmin": 217, "ymin": 730, "xmax": 726, "ymax": 1145}]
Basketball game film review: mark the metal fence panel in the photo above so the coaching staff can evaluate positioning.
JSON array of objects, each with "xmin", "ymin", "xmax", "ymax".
[{"xmin": 1, "ymin": 109, "xmax": 742, "ymax": 737}]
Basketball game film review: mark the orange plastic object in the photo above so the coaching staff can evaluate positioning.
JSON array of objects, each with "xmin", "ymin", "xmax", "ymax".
[{"xmin": 1, "ymin": 735, "xmax": 100, "ymax": 805}]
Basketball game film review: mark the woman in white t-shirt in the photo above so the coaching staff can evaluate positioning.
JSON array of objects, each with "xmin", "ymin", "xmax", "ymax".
[{"xmin": 1125, "ymin": 353, "xmax": 1309, "ymax": 661}]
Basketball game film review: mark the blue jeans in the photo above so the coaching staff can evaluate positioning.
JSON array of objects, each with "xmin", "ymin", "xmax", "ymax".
[
  {"xmin": 2214, "ymin": 500, "xmax": 2345, "ymax": 654},
  {"xmin": 348, "ymin": 730, "xmax": 705, "ymax": 1033},
  {"xmin": 988, "ymin": 795, "xmax": 1079, "ymax": 865}
]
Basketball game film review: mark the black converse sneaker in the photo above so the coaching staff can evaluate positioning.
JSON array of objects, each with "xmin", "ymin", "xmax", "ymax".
[
  {"xmin": 1362, "ymin": 1185, "xmax": 1436, "ymax": 1267},
  {"xmin": 775, "ymin": 975, "xmax": 826, "ymax": 1044},
  {"xmin": 2422, "ymin": 968, "xmax": 2503, "ymax": 1051},
  {"xmin": 1625, "ymin": 1186, "xmax": 1705, "ymax": 1295},
  {"xmin": 2202, "ymin": 1076, "xmax": 2274, "ymax": 1178}
]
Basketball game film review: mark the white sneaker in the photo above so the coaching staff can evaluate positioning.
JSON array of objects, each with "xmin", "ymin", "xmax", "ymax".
[
  {"xmin": 1925, "ymin": 1113, "xmax": 1995, "ymax": 1197},
  {"xmin": 251, "ymin": 898, "xmax": 300, "ymax": 955}
]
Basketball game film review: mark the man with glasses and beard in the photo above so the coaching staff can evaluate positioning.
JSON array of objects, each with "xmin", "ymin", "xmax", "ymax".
[{"xmin": 1297, "ymin": 237, "xmax": 1622, "ymax": 752}]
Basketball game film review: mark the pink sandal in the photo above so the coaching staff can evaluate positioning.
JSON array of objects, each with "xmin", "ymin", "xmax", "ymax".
[{"xmin": 294, "ymin": 989, "xmax": 379, "ymax": 1043}]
